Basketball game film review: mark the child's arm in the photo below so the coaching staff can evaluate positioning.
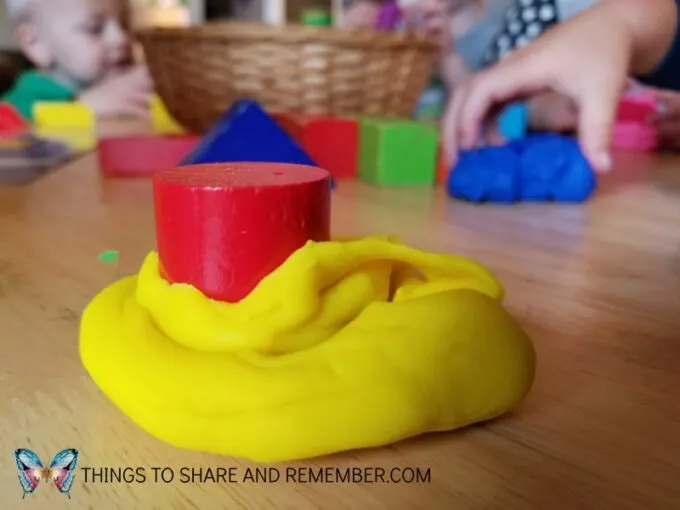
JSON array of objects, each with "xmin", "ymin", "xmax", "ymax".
[
  {"xmin": 78, "ymin": 66, "xmax": 152, "ymax": 118},
  {"xmin": 442, "ymin": 0, "xmax": 679, "ymax": 172}
]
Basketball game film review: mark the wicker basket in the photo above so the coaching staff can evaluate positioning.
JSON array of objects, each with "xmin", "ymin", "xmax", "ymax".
[{"xmin": 137, "ymin": 22, "xmax": 440, "ymax": 133}]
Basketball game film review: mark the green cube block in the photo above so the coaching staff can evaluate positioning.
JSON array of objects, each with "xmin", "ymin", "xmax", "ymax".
[{"xmin": 357, "ymin": 118, "xmax": 438, "ymax": 186}]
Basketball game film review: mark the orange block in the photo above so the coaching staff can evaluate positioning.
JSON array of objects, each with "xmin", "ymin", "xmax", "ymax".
[{"xmin": 436, "ymin": 146, "xmax": 450, "ymax": 185}]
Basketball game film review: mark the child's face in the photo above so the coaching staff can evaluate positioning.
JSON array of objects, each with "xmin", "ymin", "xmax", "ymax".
[{"xmin": 36, "ymin": 0, "xmax": 131, "ymax": 87}]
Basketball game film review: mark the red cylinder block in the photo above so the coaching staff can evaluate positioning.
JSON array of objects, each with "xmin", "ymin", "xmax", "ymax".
[{"xmin": 153, "ymin": 162, "xmax": 331, "ymax": 302}]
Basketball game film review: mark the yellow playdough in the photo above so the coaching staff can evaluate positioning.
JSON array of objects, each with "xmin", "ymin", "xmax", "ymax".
[{"xmin": 79, "ymin": 236, "xmax": 535, "ymax": 463}]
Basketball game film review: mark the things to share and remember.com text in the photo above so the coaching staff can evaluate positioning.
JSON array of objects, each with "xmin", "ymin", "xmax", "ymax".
[{"xmin": 80, "ymin": 466, "xmax": 432, "ymax": 485}]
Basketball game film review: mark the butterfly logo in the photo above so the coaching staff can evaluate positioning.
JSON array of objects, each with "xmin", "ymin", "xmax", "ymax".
[{"xmin": 13, "ymin": 448, "xmax": 79, "ymax": 499}]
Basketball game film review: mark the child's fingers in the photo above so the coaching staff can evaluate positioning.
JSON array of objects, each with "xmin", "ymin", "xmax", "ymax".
[
  {"xmin": 441, "ymin": 84, "xmax": 467, "ymax": 165},
  {"xmin": 401, "ymin": 0, "xmax": 445, "ymax": 16},
  {"xmin": 484, "ymin": 122, "xmax": 506, "ymax": 146},
  {"xmin": 651, "ymin": 89, "xmax": 680, "ymax": 103},
  {"xmin": 401, "ymin": 0, "xmax": 446, "ymax": 33},
  {"xmin": 651, "ymin": 91, "xmax": 680, "ymax": 122},
  {"xmin": 422, "ymin": 12, "xmax": 446, "ymax": 35},
  {"xmin": 575, "ymin": 83, "xmax": 621, "ymax": 173},
  {"xmin": 341, "ymin": 4, "xmax": 378, "ymax": 28},
  {"xmin": 457, "ymin": 66, "xmax": 542, "ymax": 149},
  {"xmin": 127, "ymin": 92, "xmax": 151, "ymax": 108},
  {"xmin": 441, "ymin": 66, "xmax": 531, "ymax": 164},
  {"xmin": 116, "ymin": 102, "xmax": 150, "ymax": 118}
]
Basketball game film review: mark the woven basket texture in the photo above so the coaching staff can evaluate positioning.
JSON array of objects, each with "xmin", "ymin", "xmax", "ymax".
[{"xmin": 137, "ymin": 22, "xmax": 440, "ymax": 132}]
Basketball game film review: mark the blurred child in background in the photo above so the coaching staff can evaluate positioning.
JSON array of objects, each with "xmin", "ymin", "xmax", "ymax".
[
  {"xmin": 2, "ymin": 0, "xmax": 152, "ymax": 120},
  {"xmin": 341, "ymin": 0, "xmax": 466, "ymax": 120},
  {"xmin": 339, "ymin": 0, "xmax": 593, "ymax": 122}
]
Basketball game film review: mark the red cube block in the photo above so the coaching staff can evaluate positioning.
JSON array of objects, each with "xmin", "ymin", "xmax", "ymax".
[
  {"xmin": 274, "ymin": 113, "xmax": 358, "ymax": 179},
  {"xmin": 273, "ymin": 113, "xmax": 305, "ymax": 142}
]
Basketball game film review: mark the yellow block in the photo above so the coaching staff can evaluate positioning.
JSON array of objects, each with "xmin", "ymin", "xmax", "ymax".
[
  {"xmin": 32, "ymin": 102, "xmax": 96, "ymax": 151},
  {"xmin": 80, "ymin": 236, "xmax": 536, "ymax": 463},
  {"xmin": 33, "ymin": 102, "xmax": 95, "ymax": 130},
  {"xmin": 151, "ymin": 95, "xmax": 185, "ymax": 134}
]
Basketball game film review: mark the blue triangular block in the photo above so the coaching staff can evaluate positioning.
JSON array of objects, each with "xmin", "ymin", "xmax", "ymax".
[{"xmin": 180, "ymin": 99, "xmax": 335, "ymax": 188}]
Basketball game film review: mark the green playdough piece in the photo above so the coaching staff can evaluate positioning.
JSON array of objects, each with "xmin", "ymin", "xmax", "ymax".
[
  {"xmin": 358, "ymin": 118, "xmax": 438, "ymax": 186},
  {"xmin": 98, "ymin": 250, "xmax": 119, "ymax": 263}
]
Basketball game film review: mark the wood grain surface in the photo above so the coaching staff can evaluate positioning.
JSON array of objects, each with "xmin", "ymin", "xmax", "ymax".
[{"xmin": 0, "ymin": 143, "xmax": 679, "ymax": 509}]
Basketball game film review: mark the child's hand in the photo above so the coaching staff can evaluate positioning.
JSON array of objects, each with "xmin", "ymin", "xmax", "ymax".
[
  {"xmin": 79, "ymin": 66, "xmax": 153, "ymax": 118},
  {"xmin": 442, "ymin": 0, "xmax": 680, "ymax": 173},
  {"xmin": 650, "ymin": 89, "xmax": 680, "ymax": 150},
  {"xmin": 341, "ymin": 1, "xmax": 380, "ymax": 29},
  {"xmin": 441, "ymin": 3, "xmax": 636, "ymax": 173},
  {"xmin": 341, "ymin": 0, "xmax": 449, "ymax": 35},
  {"xmin": 401, "ymin": 0, "xmax": 450, "ymax": 39},
  {"xmin": 527, "ymin": 91, "xmax": 578, "ymax": 133}
]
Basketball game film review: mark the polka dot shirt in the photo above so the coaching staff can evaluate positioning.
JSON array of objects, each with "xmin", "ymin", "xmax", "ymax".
[{"xmin": 483, "ymin": 0, "xmax": 560, "ymax": 66}]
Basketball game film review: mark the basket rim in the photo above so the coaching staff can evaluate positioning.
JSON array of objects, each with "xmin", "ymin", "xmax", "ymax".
[{"xmin": 136, "ymin": 21, "xmax": 440, "ymax": 50}]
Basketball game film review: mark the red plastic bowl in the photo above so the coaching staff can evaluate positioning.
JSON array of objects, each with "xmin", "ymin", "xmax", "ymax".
[{"xmin": 98, "ymin": 135, "xmax": 199, "ymax": 177}]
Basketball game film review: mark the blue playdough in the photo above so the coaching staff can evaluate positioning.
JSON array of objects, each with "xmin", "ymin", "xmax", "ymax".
[
  {"xmin": 448, "ymin": 145, "xmax": 520, "ymax": 203},
  {"xmin": 446, "ymin": 134, "xmax": 597, "ymax": 203},
  {"xmin": 181, "ymin": 99, "xmax": 335, "ymax": 188},
  {"xmin": 518, "ymin": 134, "xmax": 596, "ymax": 201}
]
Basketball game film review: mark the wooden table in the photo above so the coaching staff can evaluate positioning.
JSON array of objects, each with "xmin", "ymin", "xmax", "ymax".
[{"xmin": 1, "ymin": 141, "xmax": 679, "ymax": 509}]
